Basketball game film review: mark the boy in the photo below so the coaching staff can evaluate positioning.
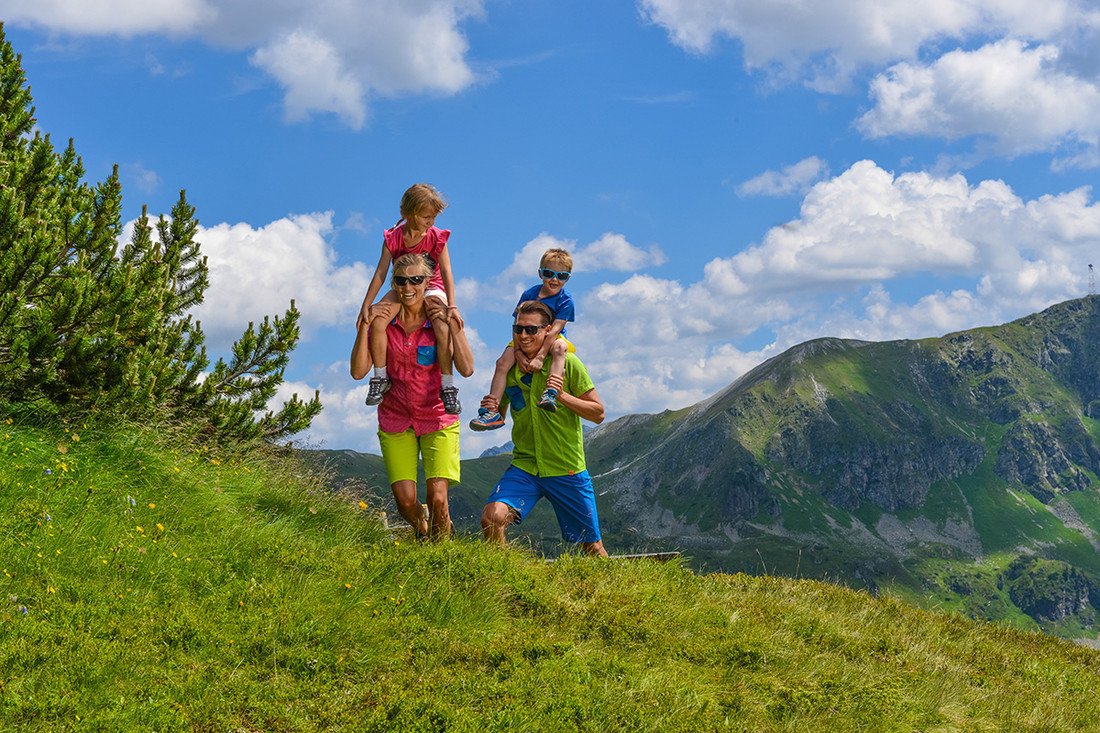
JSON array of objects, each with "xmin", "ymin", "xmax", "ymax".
[{"xmin": 470, "ymin": 248, "xmax": 575, "ymax": 431}]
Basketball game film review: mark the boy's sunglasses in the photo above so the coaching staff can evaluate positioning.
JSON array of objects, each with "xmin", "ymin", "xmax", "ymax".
[
  {"xmin": 512, "ymin": 324, "xmax": 543, "ymax": 335},
  {"xmin": 393, "ymin": 275, "xmax": 426, "ymax": 287},
  {"xmin": 539, "ymin": 268, "xmax": 570, "ymax": 282}
]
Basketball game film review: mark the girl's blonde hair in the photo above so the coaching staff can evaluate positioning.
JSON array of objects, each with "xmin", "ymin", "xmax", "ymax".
[{"xmin": 400, "ymin": 183, "xmax": 448, "ymax": 219}]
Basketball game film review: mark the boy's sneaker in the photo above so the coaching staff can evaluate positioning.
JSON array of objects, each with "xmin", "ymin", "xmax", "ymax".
[
  {"xmin": 364, "ymin": 377, "xmax": 390, "ymax": 405},
  {"xmin": 469, "ymin": 408, "xmax": 505, "ymax": 431},
  {"xmin": 537, "ymin": 387, "xmax": 559, "ymax": 412},
  {"xmin": 440, "ymin": 385, "xmax": 461, "ymax": 415}
]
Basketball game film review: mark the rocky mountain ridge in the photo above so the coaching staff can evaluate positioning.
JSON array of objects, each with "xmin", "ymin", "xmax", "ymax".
[{"xmin": 581, "ymin": 297, "xmax": 1100, "ymax": 635}]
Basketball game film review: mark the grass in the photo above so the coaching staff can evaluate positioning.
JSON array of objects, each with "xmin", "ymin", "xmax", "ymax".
[{"xmin": 3, "ymin": 417, "xmax": 1100, "ymax": 731}]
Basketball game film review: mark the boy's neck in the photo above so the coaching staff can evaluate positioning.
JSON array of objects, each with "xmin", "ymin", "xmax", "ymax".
[{"xmin": 538, "ymin": 283, "xmax": 562, "ymax": 299}]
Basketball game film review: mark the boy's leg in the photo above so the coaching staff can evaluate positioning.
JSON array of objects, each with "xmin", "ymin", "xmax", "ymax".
[
  {"xmin": 537, "ymin": 338, "xmax": 569, "ymax": 411},
  {"xmin": 470, "ymin": 345, "xmax": 514, "ymax": 430}
]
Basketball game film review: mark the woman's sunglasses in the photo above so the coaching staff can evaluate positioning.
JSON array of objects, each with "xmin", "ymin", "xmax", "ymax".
[
  {"xmin": 393, "ymin": 275, "xmax": 426, "ymax": 287},
  {"xmin": 512, "ymin": 324, "xmax": 543, "ymax": 335},
  {"xmin": 539, "ymin": 268, "xmax": 570, "ymax": 282}
]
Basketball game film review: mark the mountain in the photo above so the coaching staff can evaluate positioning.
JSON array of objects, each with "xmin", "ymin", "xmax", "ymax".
[
  {"xmin": 583, "ymin": 297, "xmax": 1100, "ymax": 636},
  {"xmin": 311, "ymin": 298, "xmax": 1100, "ymax": 639}
]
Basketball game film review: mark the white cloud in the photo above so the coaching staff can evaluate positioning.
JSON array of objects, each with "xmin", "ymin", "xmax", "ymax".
[
  {"xmin": 558, "ymin": 160, "xmax": 1100, "ymax": 418},
  {"xmin": 737, "ymin": 156, "xmax": 829, "ymax": 197},
  {"xmin": 250, "ymin": 30, "xmax": 366, "ymax": 129},
  {"xmin": 7, "ymin": 0, "xmax": 485, "ymax": 128},
  {"xmin": 3, "ymin": 0, "xmax": 215, "ymax": 35},
  {"xmin": 859, "ymin": 40, "xmax": 1100, "ymax": 157},
  {"xmin": 638, "ymin": 0, "xmax": 1096, "ymax": 78},
  {"xmin": 189, "ymin": 212, "xmax": 370, "ymax": 347}
]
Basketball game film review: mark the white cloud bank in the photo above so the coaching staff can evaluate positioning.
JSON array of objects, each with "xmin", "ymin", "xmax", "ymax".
[
  {"xmin": 640, "ymin": 0, "xmax": 1100, "ymax": 162},
  {"xmin": 5, "ymin": 0, "xmax": 484, "ymax": 129}
]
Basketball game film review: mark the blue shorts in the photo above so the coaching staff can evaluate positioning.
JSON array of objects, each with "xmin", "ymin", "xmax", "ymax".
[{"xmin": 486, "ymin": 466, "xmax": 601, "ymax": 544}]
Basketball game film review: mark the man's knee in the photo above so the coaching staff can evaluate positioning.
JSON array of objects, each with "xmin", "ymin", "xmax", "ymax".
[{"xmin": 481, "ymin": 502, "xmax": 514, "ymax": 530}]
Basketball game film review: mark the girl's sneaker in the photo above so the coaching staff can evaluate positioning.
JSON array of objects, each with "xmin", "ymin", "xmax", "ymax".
[
  {"xmin": 365, "ymin": 377, "xmax": 390, "ymax": 405},
  {"xmin": 440, "ymin": 385, "xmax": 462, "ymax": 415},
  {"xmin": 469, "ymin": 407, "xmax": 505, "ymax": 431}
]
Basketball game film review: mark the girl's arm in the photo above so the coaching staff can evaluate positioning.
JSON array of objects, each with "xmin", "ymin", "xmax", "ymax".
[
  {"xmin": 350, "ymin": 321, "xmax": 373, "ymax": 380},
  {"xmin": 356, "ymin": 247, "xmax": 394, "ymax": 327},
  {"xmin": 436, "ymin": 244, "xmax": 456, "ymax": 308}
]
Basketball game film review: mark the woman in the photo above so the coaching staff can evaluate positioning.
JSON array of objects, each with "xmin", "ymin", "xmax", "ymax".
[{"xmin": 351, "ymin": 252, "xmax": 474, "ymax": 539}]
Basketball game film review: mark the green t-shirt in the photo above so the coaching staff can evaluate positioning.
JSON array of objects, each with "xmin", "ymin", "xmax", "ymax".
[{"xmin": 504, "ymin": 353, "xmax": 595, "ymax": 477}]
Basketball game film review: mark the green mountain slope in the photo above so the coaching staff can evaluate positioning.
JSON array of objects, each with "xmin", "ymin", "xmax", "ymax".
[
  {"xmin": 4, "ymin": 419, "xmax": 1100, "ymax": 731},
  {"xmin": 581, "ymin": 297, "xmax": 1100, "ymax": 637}
]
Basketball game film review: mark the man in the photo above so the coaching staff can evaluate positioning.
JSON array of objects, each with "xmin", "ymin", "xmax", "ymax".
[{"xmin": 480, "ymin": 300, "xmax": 608, "ymax": 556}]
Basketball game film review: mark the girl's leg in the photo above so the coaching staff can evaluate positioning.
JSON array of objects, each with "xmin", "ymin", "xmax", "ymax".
[
  {"xmin": 390, "ymin": 479, "xmax": 428, "ymax": 538},
  {"xmin": 368, "ymin": 290, "xmax": 400, "ymax": 371},
  {"xmin": 425, "ymin": 295, "xmax": 452, "ymax": 374},
  {"xmin": 365, "ymin": 292, "xmax": 399, "ymax": 405}
]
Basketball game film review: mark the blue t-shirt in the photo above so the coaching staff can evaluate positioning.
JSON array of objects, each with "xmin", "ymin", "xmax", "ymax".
[{"xmin": 514, "ymin": 285, "xmax": 574, "ymax": 337}]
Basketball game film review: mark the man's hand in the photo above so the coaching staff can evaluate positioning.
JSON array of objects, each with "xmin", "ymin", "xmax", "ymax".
[
  {"xmin": 546, "ymin": 373, "xmax": 564, "ymax": 395},
  {"xmin": 480, "ymin": 394, "xmax": 500, "ymax": 412}
]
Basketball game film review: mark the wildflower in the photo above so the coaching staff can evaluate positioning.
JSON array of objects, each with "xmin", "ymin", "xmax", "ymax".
[
  {"xmin": 18, "ymin": 606, "xmax": 27, "ymax": 615},
  {"xmin": 126, "ymin": 496, "xmax": 136, "ymax": 506},
  {"xmin": 149, "ymin": 503, "xmax": 155, "ymax": 509},
  {"xmin": 136, "ymin": 526, "xmax": 144, "ymax": 533},
  {"xmin": 45, "ymin": 514, "xmax": 50, "ymax": 522},
  {"xmin": 157, "ymin": 523, "xmax": 164, "ymax": 532},
  {"xmin": 358, "ymin": 501, "xmax": 368, "ymax": 509},
  {"xmin": 44, "ymin": 469, "xmax": 51, "ymax": 475}
]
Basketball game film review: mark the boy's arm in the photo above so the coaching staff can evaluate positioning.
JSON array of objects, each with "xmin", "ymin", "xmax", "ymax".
[
  {"xmin": 437, "ymin": 244, "xmax": 456, "ymax": 308},
  {"xmin": 356, "ymin": 247, "xmax": 394, "ymax": 327},
  {"xmin": 350, "ymin": 321, "xmax": 373, "ymax": 380}
]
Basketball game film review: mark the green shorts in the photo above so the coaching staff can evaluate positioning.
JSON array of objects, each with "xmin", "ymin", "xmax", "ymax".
[{"xmin": 378, "ymin": 422, "xmax": 460, "ymax": 485}]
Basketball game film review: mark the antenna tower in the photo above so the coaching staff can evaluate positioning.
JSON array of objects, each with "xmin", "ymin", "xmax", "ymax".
[{"xmin": 1091, "ymin": 264, "xmax": 1096, "ymax": 297}]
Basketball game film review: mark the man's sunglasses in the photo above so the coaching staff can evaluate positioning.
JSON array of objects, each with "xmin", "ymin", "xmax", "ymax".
[
  {"xmin": 539, "ymin": 268, "xmax": 570, "ymax": 282},
  {"xmin": 394, "ymin": 275, "xmax": 426, "ymax": 287},
  {"xmin": 512, "ymin": 324, "xmax": 544, "ymax": 335}
]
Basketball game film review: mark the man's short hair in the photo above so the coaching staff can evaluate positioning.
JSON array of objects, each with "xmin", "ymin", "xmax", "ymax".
[
  {"xmin": 540, "ymin": 248, "xmax": 572, "ymax": 272},
  {"xmin": 515, "ymin": 300, "xmax": 553, "ymax": 326}
]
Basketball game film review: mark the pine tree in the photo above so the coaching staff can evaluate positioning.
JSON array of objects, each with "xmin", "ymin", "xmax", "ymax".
[{"xmin": 0, "ymin": 25, "xmax": 322, "ymax": 443}]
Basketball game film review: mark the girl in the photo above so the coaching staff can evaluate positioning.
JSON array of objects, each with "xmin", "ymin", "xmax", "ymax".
[{"xmin": 357, "ymin": 183, "xmax": 461, "ymax": 414}]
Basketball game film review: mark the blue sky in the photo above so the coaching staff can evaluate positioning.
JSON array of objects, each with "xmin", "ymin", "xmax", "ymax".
[{"xmin": 5, "ymin": 0, "xmax": 1100, "ymax": 455}]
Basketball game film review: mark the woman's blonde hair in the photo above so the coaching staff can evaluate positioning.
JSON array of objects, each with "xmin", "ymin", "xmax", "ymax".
[{"xmin": 391, "ymin": 253, "xmax": 434, "ymax": 288}]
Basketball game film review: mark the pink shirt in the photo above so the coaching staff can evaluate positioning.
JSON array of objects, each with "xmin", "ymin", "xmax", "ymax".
[
  {"xmin": 384, "ymin": 225, "xmax": 449, "ymax": 294},
  {"xmin": 374, "ymin": 317, "xmax": 457, "ymax": 436}
]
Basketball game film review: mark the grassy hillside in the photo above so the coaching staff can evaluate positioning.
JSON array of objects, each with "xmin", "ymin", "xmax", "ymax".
[{"xmin": 3, "ymin": 419, "xmax": 1100, "ymax": 731}]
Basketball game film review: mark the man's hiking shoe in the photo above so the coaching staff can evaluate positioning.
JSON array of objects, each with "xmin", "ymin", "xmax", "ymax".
[
  {"xmin": 469, "ymin": 408, "xmax": 505, "ymax": 431},
  {"xmin": 537, "ymin": 387, "xmax": 559, "ymax": 412},
  {"xmin": 440, "ymin": 385, "xmax": 461, "ymax": 415},
  {"xmin": 364, "ymin": 377, "xmax": 390, "ymax": 405}
]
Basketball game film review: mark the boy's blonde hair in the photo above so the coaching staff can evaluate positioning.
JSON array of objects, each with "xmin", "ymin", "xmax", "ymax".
[
  {"xmin": 400, "ymin": 183, "xmax": 448, "ymax": 218},
  {"xmin": 540, "ymin": 248, "xmax": 572, "ymax": 272}
]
